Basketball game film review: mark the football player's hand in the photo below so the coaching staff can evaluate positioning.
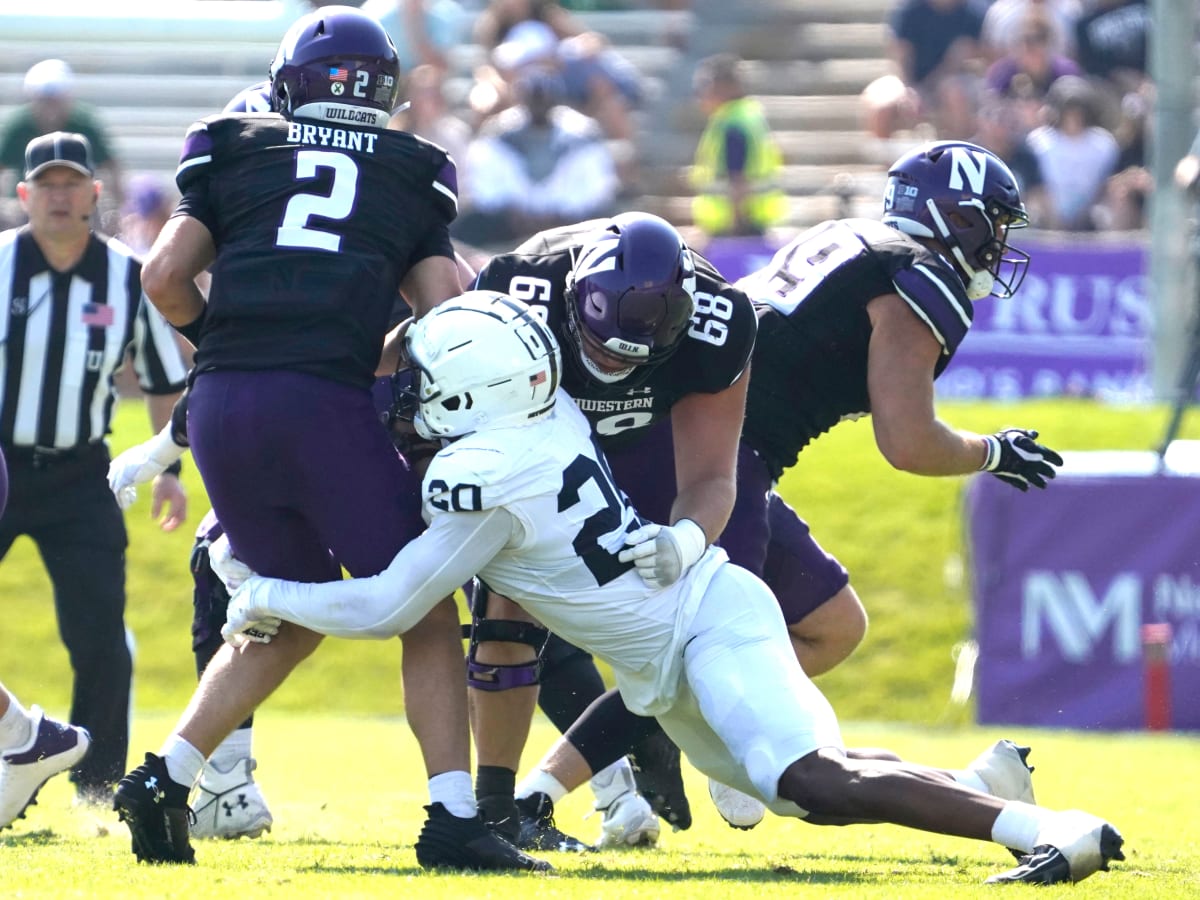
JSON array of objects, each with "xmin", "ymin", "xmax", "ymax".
[
  {"xmin": 149, "ymin": 472, "xmax": 188, "ymax": 533},
  {"xmin": 208, "ymin": 532, "xmax": 257, "ymax": 593},
  {"xmin": 107, "ymin": 427, "xmax": 187, "ymax": 510},
  {"xmin": 618, "ymin": 518, "xmax": 708, "ymax": 590},
  {"xmin": 981, "ymin": 428, "xmax": 1064, "ymax": 492},
  {"xmin": 222, "ymin": 576, "xmax": 283, "ymax": 648}
]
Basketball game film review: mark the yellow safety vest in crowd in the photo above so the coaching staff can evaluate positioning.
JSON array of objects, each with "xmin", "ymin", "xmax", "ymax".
[{"xmin": 690, "ymin": 97, "xmax": 787, "ymax": 235}]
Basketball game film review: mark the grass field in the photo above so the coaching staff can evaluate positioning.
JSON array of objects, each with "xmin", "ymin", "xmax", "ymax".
[
  {"xmin": 2, "ymin": 397, "xmax": 1199, "ymax": 895},
  {"xmin": 3, "ymin": 717, "xmax": 1197, "ymax": 898}
]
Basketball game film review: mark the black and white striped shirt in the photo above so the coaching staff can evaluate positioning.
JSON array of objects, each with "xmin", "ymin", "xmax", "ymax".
[{"xmin": 0, "ymin": 225, "xmax": 188, "ymax": 450}]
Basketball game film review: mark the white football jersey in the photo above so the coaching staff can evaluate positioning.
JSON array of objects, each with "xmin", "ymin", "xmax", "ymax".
[{"xmin": 424, "ymin": 392, "xmax": 727, "ymax": 715}]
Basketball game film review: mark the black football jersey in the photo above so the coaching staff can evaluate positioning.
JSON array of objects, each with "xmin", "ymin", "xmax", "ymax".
[
  {"xmin": 175, "ymin": 113, "xmax": 458, "ymax": 387},
  {"xmin": 739, "ymin": 218, "xmax": 973, "ymax": 478},
  {"xmin": 473, "ymin": 220, "xmax": 757, "ymax": 452}
]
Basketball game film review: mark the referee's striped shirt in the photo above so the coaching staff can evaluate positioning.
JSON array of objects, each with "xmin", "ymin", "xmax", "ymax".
[{"xmin": 0, "ymin": 226, "xmax": 189, "ymax": 450}]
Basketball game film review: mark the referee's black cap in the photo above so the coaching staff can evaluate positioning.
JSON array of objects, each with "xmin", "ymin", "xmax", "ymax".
[{"xmin": 24, "ymin": 131, "xmax": 95, "ymax": 180}]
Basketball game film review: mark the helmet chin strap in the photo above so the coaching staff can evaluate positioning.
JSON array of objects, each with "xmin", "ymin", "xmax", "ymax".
[
  {"xmin": 926, "ymin": 199, "xmax": 994, "ymax": 300},
  {"xmin": 578, "ymin": 349, "xmax": 634, "ymax": 384}
]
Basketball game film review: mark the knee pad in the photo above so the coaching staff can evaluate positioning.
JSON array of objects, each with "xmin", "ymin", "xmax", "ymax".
[{"xmin": 463, "ymin": 617, "xmax": 549, "ymax": 692}]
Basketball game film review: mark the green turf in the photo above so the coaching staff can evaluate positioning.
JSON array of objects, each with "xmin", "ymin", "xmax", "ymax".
[{"xmin": 2, "ymin": 717, "xmax": 1196, "ymax": 898}]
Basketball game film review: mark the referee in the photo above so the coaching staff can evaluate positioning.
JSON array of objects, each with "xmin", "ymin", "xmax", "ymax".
[{"xmin": 0, "ymin": 132, "xmax": 188, "ymax": 803}]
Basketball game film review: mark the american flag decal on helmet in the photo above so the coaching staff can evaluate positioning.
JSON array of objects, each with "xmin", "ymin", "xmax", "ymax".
[
  {"xmin": 328, "ymin": 67, "xmax": 348, "ymax": 82},
  {"xmin": 529, "ymin": 370, "xmax": 547, "ymax": 387}
]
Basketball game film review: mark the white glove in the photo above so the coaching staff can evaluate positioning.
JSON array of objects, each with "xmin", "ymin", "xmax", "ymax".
[
  {"xmin": 208, "ymin": 532, "xmax": 256, "ymax": 593},
  {"xmin": 221, "ymin": 576, "xmax": 284, "ymax": 648},
  {"xmin": 107, "ymin": 426, "xmax": 187, "ymax": 510},
  {"xmin": 618, "ymin": 518, "xmax": 708, "ymax": 589}
]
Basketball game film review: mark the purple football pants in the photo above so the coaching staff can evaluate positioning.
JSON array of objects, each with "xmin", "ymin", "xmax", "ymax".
[
  {"xmin": 606, "ymin": 417, "xmax": 849, "ymax": 624},
  {"xmin": 187, "ymin": 370, "xmax": 424, "ymax": 583}
]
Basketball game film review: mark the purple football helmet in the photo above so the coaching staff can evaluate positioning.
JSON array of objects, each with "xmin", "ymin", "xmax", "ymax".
[
  {"xmin": 882, "ymin": 140, "xmax": 1030, "ymax": 300},
  {"xmin": 564, "ymin": 212, "xmax": 697, "ymax": 384},
  {"xmin": 269, "ymin": 6, "xmax": 401, "ymax": 128},
  {"xmin": 224, "ymin": 80, "xmax": 273, "ymax": 114}
]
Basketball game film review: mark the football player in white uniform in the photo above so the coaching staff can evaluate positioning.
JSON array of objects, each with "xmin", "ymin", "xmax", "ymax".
[{"xmin": 222, "ymin": 290, "xmax": 1125, "ymax": 886}]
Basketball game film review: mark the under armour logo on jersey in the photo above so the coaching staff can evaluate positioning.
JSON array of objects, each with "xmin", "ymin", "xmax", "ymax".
[{"xmin": 948, "ymin": 147, "xmax": 987, "ymax": 195}]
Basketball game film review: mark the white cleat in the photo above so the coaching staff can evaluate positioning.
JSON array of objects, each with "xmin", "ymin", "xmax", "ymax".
[
  {"xmin": 190, "ymin": 757, "xmax": 273, "ymax": 840},
  {"xmin": 596, "ymin": 790, "xmax": 660, "ymax": 848},
  {"xmin": 987, "ymin": 811, "xmax": 1125, "ymax": 884},
  {"xmin": 968, "ymin": 739, "xmax": 1035, "ymax": 804},
  {"xmin": 0, "ymin": 707, "xmax": 90, "ymax": 829},
  {"xmin": 707, "ymin": 778, "xmax": 766, "ymax": 830}
]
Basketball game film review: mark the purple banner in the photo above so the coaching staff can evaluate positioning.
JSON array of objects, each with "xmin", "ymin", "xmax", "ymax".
[
  {"xmin": 967, "ymin": 457, "xmax": 1200, "ymax": 731},
  {"xmin": 701, "ymin": 234, "xmax": 1152, "ymax": 400}
]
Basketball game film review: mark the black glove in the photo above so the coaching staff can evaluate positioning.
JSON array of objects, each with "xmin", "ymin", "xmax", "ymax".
[{"xmin": 980, "ymin": 428, "xmax": 1064, "ymax": 492}]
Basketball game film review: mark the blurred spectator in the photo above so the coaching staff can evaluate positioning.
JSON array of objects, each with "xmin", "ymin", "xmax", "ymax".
[
  {"xmin": 0, "ymin": 60, "xmax": 122, "ymax": 216},
  {"xmin": 688, "ymin": 53, "xmax": 786, "ymax": 238},
  {"xmin": 865, "ymin": 0, "xmax": 989, "ymax": 140},
  {"xmin": 362, "ymin": 0, "xmax": 468, "ymax": 73},
  {"xmin": 984, "ymin": 9, "xmax": 1082, "ymax": 102},
  {"xmin": 970, "ymin": 96, "xmax": 1048, "ymax": 223},
  {"xmin": 981, "ymin": 0, "xmax": 1080, "ymax": 61},
  {"xmin": 453, "ymin": 67, "xmax": 618, "ymax": 248},
  {"xmin": 391, "ymin": 64, "xmax": 473, "ymax": 191},
  {"xmin": 118, "ymin": 174, "xmax": 174, "ymax": 255},
  {"xmin": 469, "ymin": 1, "xmax": 642, "ymax": 143},
  {"xmin": 1074, "ymin": 0, "xmax": 1148, "ymax": 87},
  {"xmin": 1025, "ymin": 75, "xmax": 1119, "ymax": 230}
]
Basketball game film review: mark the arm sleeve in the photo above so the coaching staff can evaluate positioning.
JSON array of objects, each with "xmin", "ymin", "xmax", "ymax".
[{"xmin": 253, "ymin": 507, "xmax": 516, "ymax": 639}]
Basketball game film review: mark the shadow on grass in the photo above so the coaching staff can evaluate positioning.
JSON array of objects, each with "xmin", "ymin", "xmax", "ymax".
[{"xmin": 0, "ymin": 827, "xmax": 65, "ymax": 847}]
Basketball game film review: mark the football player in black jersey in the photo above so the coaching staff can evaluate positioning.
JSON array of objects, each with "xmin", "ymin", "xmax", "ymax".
[
  {"xmin": 463, "ymin": 211, "xmax": 756, "ymax": 847},
  {"xmin": 512, "ymin": 141, "xmax": 1066, "ymax": 840},
  {"xmin": 112, "ymin": 7, "xmax": 544, "ymax": 873}
]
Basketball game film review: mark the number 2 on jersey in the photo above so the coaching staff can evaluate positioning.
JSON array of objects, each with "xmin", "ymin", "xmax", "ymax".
[
  {"xmin": 558, "ymin": 452, "xmax": 638, "ymax": 586},
  {"xmin": 276, "ymin": 150, "xmax": 359, "ymax": 252}
]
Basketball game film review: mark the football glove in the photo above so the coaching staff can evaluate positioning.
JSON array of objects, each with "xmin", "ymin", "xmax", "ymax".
[
  {"xmin": 208, "ymin": 532, "xmax": 256, "ymax": 593},
  {"xmin": 981, "ymin": 428, "xmax": 1064, "ymax": 492},
  {"xmin": 107, "ymin": 425, "xmax": 187, "ymax": 509},
  {"xmin": 618, "ymin": 518, "xmax": 707, "ymax": 590},
  {"xmin": 222, "ymin": 576, "xmax": 284, "ymax": 648}
]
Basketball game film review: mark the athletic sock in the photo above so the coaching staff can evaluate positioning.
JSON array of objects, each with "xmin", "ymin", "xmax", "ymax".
[
  {"xmin": 0, "ymin": 694, "xmax": 34, "ymax": 751},
  {"xmin": 516, "ymin": 768, "xmax": 569, "ymax": 804},
  {"xmin": 159, "ymin": 735, "xmax": 207, "ymax": 791},
  {"xmin": 991, "ymin": 800, "xmax": 1051, "ymax": 854},
  {"xmin": 207, "ymin": 726, "xmax": 253, "ymax": 772},
  {"xmin": 428, "ymin": 770, "xmax": 476, "ymax": 818}
]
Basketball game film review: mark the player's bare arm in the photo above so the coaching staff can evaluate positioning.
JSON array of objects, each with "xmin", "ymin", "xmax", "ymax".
[
  {"xmin": 667, "ymin": 363, "xmax": 749, "ymax": 541},
  {"xmin": 866, "ymin": 292, "xmax": 986, "ymax": 475},
  {"xmin": 141, "ymin": 215, "xmax": 213, "ymax": 330}
]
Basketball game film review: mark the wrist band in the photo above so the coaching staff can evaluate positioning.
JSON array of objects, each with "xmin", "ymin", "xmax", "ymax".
[{"xmin": 163, "ymin": 459, "xmax": 183, "ymax": 477}]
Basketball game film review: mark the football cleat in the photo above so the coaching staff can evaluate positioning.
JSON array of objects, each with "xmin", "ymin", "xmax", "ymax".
[
  {"xmin": 595, "ymin": 787, "xmax": 661, "ymax": 849},
  {"xmin": 707, "ymin": 778, "xmax": 766, "ymax": 830},
  {"xmin": 516, "ymin": 792, "xmax": 593, "ymax": 852},
  {"xmin": 190, "ymin": 757, "xmax": 273, "ymax": 840},
  {"xmin": 986, "ymin": 812, "xmax": 1124, "ymax": 884},
  {"xmin": 630, "ymin": 730, "xmax": 692, "ymax": 831},
  {"xmin": 415, "ymin": 802, "xmax": 552, "ymax": 872},
  {"xmin": 968, "ymin": 739, "xmax": 1035, "ymax": 804},
  {"xmin": 0, "ymin": 707, "xmax": 91, "ymax": 829},
  {"xmin": 478, "ymin": 792, "xmax": 521, "ymax": 845},
  {"xmin": 113, "ymin": 752, "xmax": 196, "ymax": 864}
]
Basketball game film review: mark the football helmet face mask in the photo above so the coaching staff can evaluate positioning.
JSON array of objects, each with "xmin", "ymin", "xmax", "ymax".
[
  {"xmin": 269, "ymin": 6, "xmax": 401, "ymax": 129},
  {"xmin": 564, "ymin": 212, "xmax": 698, "ymax": 385},
  {"xmin": 882, "ymin": 140, "xmax": 1030, "ymax": 300},
  {"xmin": 403, "ymin": 291, "xmax": 562, "ymax": 440}
]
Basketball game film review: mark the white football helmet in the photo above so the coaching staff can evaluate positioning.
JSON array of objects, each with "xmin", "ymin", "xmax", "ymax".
[{"xmin": 406, "ymin": 290, "xmax": 562, "ymax": 440}]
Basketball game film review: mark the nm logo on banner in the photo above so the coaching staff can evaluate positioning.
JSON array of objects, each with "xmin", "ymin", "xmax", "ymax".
[{"xmin": 1022, "ymin": 571, "xmax": 1141, "ymax": 663}]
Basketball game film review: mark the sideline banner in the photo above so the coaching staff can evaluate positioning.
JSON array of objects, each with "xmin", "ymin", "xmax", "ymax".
[
  {"xmin": 702, "ymin": 233, "xmax": 1151, "ymax": 400},
  {"xmin": 966, "ymin": 453, "xmax": 1200, "ymax": 731}
]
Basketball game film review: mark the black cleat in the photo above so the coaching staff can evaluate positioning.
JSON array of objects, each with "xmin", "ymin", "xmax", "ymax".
[
  {"xmin": 415, "ymin": 802, "xmax": 552, "ymax": 872},
  {"xmin": 516, "ymin": 792, "xmax": 593, "ymax": 852},
  {"xmin": 631, "ymin": 730, "xmax": 691, "ymax": 831},
  {"xmin": 987, "ymin": 821, "xmax": 1125, "ymax": 884},
  {"xmin": 477, "ymin": 792, "xmax": 521, "ymax": 845},
  {"xmin": 113, "ymin": 752, "xmax": 196, "ymax": 864}
]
